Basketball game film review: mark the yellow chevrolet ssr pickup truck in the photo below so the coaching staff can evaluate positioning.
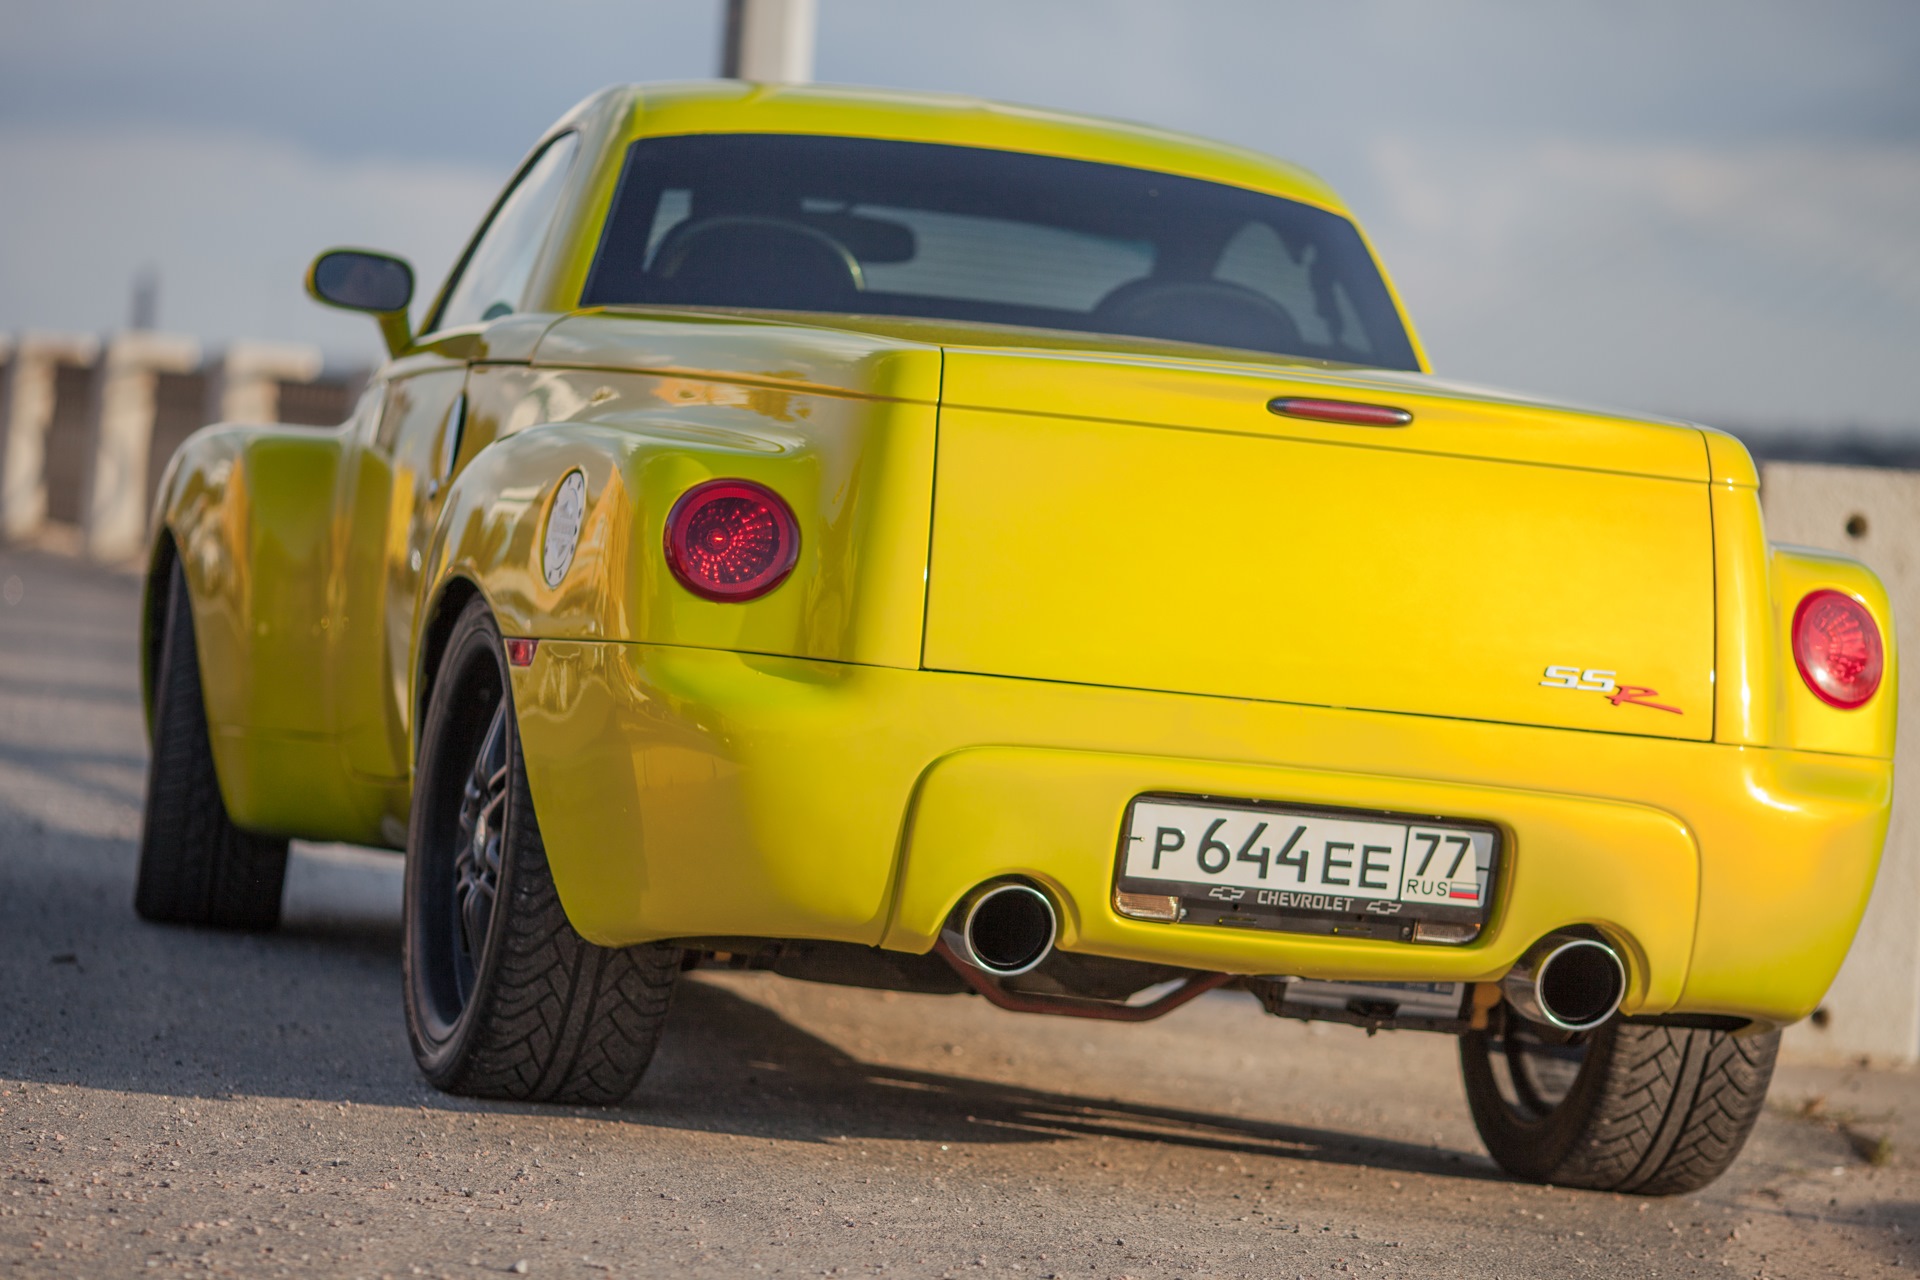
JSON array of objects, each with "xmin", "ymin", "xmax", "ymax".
[{"xmin": 135, "ymin": 82, "xmax": 1894, "ymax": 1195}]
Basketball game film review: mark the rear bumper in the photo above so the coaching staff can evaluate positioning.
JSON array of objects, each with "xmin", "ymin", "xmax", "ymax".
[{"xmin": 512, "ymin": 640, "xmax": 1890, "ymax": 1026}]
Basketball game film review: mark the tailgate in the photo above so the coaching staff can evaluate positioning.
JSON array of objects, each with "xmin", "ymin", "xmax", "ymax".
[{"xmin": 923, "ymin": 350, "xmax": 1714, "ymax": 740}]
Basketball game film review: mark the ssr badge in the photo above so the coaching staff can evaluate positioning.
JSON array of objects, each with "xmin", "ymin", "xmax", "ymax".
[{"xmin": 1540, "ymin": 664, "xmax": 1681, "ymax": 714}]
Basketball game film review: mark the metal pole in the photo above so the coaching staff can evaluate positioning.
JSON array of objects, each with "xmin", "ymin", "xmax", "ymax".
[{"xmin": 719, "ymin": 0, "xmax": 817, "ymax": 83}]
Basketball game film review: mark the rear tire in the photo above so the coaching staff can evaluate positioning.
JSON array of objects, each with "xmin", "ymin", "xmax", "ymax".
[
  {"xmin": 1460, "ymin": 1012, "xmax": 1779, "ymax": 1194},
  {"xmin": 402, "ymin": 598, "xmax": 680, "ymax": 1103},
  {"xmin": 134, "ymin": 559, "xmax": 289, "ymax": 929}
]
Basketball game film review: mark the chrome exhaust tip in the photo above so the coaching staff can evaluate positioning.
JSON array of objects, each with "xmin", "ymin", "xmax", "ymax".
[
  {"xmin": 941, "ymin": 881, "xmax": 1058, "ymax": 978},
  {"xmin": 1502, "ymin": 933, "xmax": 1627, "ymax": 1033}
]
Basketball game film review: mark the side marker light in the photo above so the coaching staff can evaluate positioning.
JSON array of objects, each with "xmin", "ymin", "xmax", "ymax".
[{"xmin": 504, "ymin": 638, "xmax": 539, "ymax": 668}]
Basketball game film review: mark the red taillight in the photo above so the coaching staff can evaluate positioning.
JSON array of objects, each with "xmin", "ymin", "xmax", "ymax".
[
  {"xmin": 1792, "ymin": 589, "xmax": 1883, "ymax": 709},
  {"xmin": 665, "ymin": 479, "xmax": 799, "ymax": 602}
]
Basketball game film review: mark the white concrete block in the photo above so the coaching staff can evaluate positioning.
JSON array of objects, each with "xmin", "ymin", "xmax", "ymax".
[
  {"xmin": 1764, "ymin": 462, "xmax": 1920, "ymax": 1064},
  {"xmin": 204, "ymin": 340, "xmax": 323, "ymax": 426},
  {"xmin": 79, "ymin": 332, "xmax": 199, "ymax": 564},
  {"xmin": 0, "ymin": 332, "xmax": 100, "ymax": 543}
]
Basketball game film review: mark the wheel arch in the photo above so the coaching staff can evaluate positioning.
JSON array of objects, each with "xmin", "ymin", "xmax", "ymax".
[
  {"xmin": 414, "ymin": 574, "xmax": 487, "ymax": 768},
  {"xmin": 142, "ymin": 419, "xmax": 395, "ymax": 843},
  {"xmin": 140, "ymin": 527, "xmax": 180, "ymax": 735}
]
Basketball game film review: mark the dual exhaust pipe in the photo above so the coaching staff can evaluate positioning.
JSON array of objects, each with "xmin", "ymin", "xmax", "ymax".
[
  {"xmin": 942, "ymin": 882, "xmax": 1626, "ymax": 1036},
  {"xmin": 937, "ymin": 880, "xmax": 1231, "ymax": 1022},
  {"xmin": 941, "ymin": 881, "xmax": 1058, "ymax": 977},
  {"xmin": 1503, "ymin": 933, "xmax": 1628, "ymax": 1032}
]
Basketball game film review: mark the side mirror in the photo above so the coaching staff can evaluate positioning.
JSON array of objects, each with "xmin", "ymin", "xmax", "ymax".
[{"xmin": 306, "ymin": 249, "xmax": 415, "ymax": 356}]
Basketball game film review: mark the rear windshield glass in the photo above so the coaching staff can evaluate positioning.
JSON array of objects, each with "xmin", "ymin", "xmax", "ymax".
[{"xmin": 582, "ymin": 134, "xmax": 1419, "ymax": 370}]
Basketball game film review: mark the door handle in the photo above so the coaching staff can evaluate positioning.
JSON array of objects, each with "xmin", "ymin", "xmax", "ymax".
[{"xmin": 1267, "ymin": 396, "xmax": 1413, "ymax": 427}]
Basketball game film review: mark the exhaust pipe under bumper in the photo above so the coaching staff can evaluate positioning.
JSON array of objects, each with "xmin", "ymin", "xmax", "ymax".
[
  {"xmin": 1502, "ymin": 934, "xmax": 1627, "ymax": 1032},
  {"xmin": 940, "ymin": 881, "xmax": 1058, "ymax": 977}
]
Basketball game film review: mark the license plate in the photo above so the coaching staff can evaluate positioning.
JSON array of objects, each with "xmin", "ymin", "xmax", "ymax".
[{"xmin": 1113, "ymin": 793, "xmax": 1499, "ymax": 944}]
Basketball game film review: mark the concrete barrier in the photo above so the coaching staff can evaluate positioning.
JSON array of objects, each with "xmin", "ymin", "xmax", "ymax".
[
  {"xmin": 0, "ymin": 332, "xmax": 100, "ymax": 543},
  {"xmin": 0, "ymin": 331, "xmax": 343, "ymax": 563},
  {"xmin": 81, "ymin": 332, "xmax": 201, "ymax": 563},
  {"xmin": 205, "ymin": 340, "xmax": 325, "ymax": 429}
]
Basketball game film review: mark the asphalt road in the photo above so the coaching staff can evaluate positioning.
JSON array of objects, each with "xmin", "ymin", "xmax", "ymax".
[{"xmin": 2, "ymin": 544, "xmax": 1918, "ymax": 1279}]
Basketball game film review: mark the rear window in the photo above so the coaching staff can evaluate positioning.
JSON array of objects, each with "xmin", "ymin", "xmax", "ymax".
[{"xmin": 582, "ymin": 134, "xmax": 1419, "ymax": 370}]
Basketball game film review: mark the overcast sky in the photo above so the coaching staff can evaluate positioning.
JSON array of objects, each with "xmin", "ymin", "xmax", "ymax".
[{"xmin": 2, "ymin": 0, "xmax": 1915, "ymax": 430}]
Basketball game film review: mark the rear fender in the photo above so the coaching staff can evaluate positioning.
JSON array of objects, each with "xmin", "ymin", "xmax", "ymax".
[
  {"xmin": 414, "ymin": 380, "xmax": 934, "ymax": 928},
  {"xmin": 424, "ymin": 399, "xmax": 933, "ymax": 665},
  {"xmin": 1769, "ymin": 544, "xmax": 1897, "ymax": 759},
  {"xmin": 148, "ymin": 422, "xmax": 390, "ymax": 841},
  {"xmin": 1707, "ymin": 446, "xmax": 1897, "ymax": 758},
  {"xmin": 152, "ymin": 424, "xmax": 341, "ymax": 736}
]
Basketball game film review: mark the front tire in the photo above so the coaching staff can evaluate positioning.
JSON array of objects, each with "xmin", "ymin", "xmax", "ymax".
[
  {"xmin": 134, "ymin": 559, "xmax": 290, "ymax": 929},
  {"xmin": 1460, "ymin": 1011, "xmax": 1779, "ymax": 1195},
  {"xmin": 403, "ymin": 598, "xmax": 680, "ymax": 1103}
]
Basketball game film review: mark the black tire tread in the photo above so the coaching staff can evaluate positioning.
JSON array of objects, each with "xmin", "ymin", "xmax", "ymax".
[
  {"xmin": 406, "ymin": 600, "xmax": 678, "ymax": 1105},
  {"xmin": 1629, "ymin": 1027, "xmax": 1779, "ymax": 1195},
  {"xmin": 1463, "ymin": 1018, "xmax": 1778, "ymax": 1195},
  {"xmin": 133, "ymin": 560, "xmax": 289, "ymax": 930}
]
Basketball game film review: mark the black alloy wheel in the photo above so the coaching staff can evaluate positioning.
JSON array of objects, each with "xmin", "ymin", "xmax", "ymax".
[
  {"xmin": 1460, "ymin": 1006, "xmax": 1780, "ymax": 1195},
  {"xmin": 449, "ymin": 697, "xmax": 510, "ymax": 1013},
  {"xmin": 402, "ymin": 597, "xmax": 680, "ymax": 1103}
]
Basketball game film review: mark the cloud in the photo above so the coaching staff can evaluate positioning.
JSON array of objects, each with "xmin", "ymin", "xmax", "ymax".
[
  {"xmin": 0, "ymin": 0, "xmax": 723, "ymax": 168},
  {"xmin": 0, "ymin": 126, "xmax": 502, "ymax": 361},
  {"xmin": 1, "ymin": 1, "xmax": 1915, "ymax": 426},
  {"xmin": 1366, "ymin": 137, "xmax": 1920, "ymax": 427}
]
